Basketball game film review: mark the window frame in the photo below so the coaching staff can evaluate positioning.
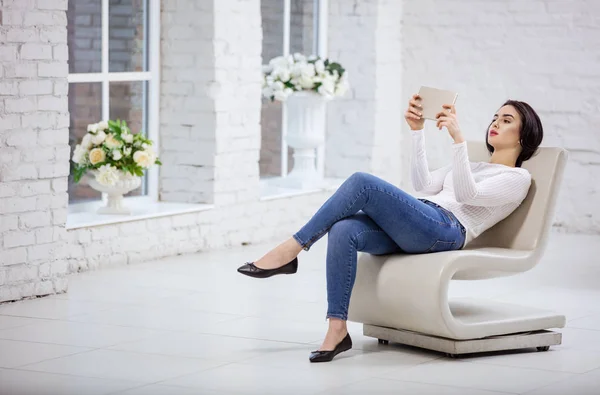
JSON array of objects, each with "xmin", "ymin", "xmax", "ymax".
[
  {"xmin": 67, "ymin": 0, "xmax": 161, "ymax": 202},
  {"xmin": 277, "ymin": 0, "xmax": 328, "ymax": 178}
]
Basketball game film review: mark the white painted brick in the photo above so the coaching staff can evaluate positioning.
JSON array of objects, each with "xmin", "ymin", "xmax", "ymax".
[
  {"xmin": 118, "ymin": 221, "xmax": 148, "ymax": 235},
  {"xmin": 19, "ymin": 80, "xmax": 53, "ymax": 96},
  {"xmin": 0, "ymin": 247, "xmax": 27, "ymax": 266},
  {"xmin": 36, "ymin": 195, "xmax": 52, "ymax": 210},
  {"xmin": 0, "ymin": 270, "xmax": 5, "ymax": 286},
  {"xmin": 6, "ymin": 28, "xmax": 38, "ymax": 42},
  {"xmin": 20, "ymin": 44, "xmax": 53, "ymax": 60},
  {"xmin": 19, "ymin": 180, "xmax": 51, "ymax": 197},
  {"xmin": 0, "ymin": 183, "xmax": 18, "ymax": 198},
  {"xmin": 37, "ymin": 95, "xmax": 67, "ymax": 112},
  {"xmin": 53, "ymin": 80, "xmax": 68, "ymax": 95},
  {"xmin": 5, "ymin": 97, "xmax": 36, "ymax": 113},
  {"xmin": 23, "ymin": 11, "xmax": 67, "ymax": 27},
  {"xmin": 35, "ymin": 227, "xmax": 54, "ymax": 244},
  {"xmin": 51, "ymin": 178, "xmax": 68, "ymax": 192},
  {"xmin": 0, "ymin": 283, "xmax": 34, "ymax": 303},
  {"xmin": 34, "ymin": 280, "xmax": 55, "ymax": 295},
  {"xmin": 77, "ymin": 229, "xmax": 92, "ymax": 244},
  {"xmin": 53, "ymin": 44, "xmax": 68, "ymax": 60},
  {"xmin": 7, "ymin": 265, "xmax": 39, "ymax": 283},
  {"xmin": 3, "ymin": 0, "xmax": 36, "ymax": 8},
  {"xmin": 28, "ymin": 243, "xmax": 55, "ymax": 261},
  {"xmin": 23, "ymin": 147, "xmax": 54, "ymax": 162},
  {"xmin": 38, "ymin": 62, "xmax": 68, "ymax": 77},
  {"xmin": 0, "ymin": 114, "xmax": 21, "ymax": 130},
  {"xmin": 37, "ymin": 0, "xmax": 68, "ymax": 11},
  {"xmin": 20, "ymin": 211, "xmax": 52, "ymax": 229},
  {"xmin": 0, "ymin": 216, "xmax": 19, "ymax": 233},
  {"xmin": 39, "ymin": 27, "xmax": 67, "ymax": 43},
  {"xmin": 4, "ymin": 63, "xmax": 37, "ymax": 78},
  {"xmin": 52, "ymin": 209, "xmax": 67, "ymax": 226},
  {"xmin": 3, "ymin": 230, "xmax": 35, "ymax": 249},
  {"xmin": 22, "ymin": 112, "xmax": 57, "ymax": 128},
  {"xmin": 5, "ymin": 130, "xmax": 37, "ymax": 147},
  {"xmin": 0, "ymin": 82, "xmax": 19, "ymax": 95},
  {"xmin": 0, "ymin": 164, "xmax": 38, "ymax": 182},
  {"xmin": 92, "ymin": 226, "xmax": 117, "ymax": 241},
  {"xmin": 0, "ymin": 11, "xmax": 23, "ymax": 26},
  {"xmin": 51, "ymin": 192, "xmax": 67, "ymax": 208},
  {"xmin": 38, "ymin": 162, "xmax": 70, "ymax": 178},
  {"xmin": 38, "ymin": 128, "xmax": 68, "ymax": 146}
]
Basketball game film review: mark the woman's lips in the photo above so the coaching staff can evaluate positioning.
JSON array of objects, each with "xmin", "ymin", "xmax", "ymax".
[{"xmin": 489, "ymin": 130, "xmax": 498, "ymax": 136}]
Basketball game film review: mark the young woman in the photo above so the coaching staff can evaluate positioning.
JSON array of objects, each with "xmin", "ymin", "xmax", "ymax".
[{"xmin": 237, "ymin": 94, "xmax": 544, "ymax": 363}]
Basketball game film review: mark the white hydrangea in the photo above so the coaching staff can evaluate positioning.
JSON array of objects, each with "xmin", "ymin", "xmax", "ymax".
[
  {"xmin": 72, "ymin": 144, "xmax": 88, "ymax": 164},
  {"xmin": 91, "ymin": 130, "xmax": 106, "ymax": 145},
  {"xmin": 262, "ymin": 54, "xmax": 349, "ymax": 102},
  {"xmin": 95, "ymin": 164, "xmax": 120, "ymax": 186}
]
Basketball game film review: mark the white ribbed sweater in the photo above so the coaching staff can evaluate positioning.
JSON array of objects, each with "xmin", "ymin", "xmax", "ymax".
[{"xmin": 411, "ymin": 130, "xmax": 531, "ymax": 247}]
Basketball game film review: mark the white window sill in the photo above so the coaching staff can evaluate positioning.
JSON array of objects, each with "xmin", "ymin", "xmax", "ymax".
[
  {"xmin": 66, "ymin": 196, "xmax": 214, "ymax": 230},
  {"xmin": 260, "ymin": 177, "xmax": 344, "ymax": 201}
]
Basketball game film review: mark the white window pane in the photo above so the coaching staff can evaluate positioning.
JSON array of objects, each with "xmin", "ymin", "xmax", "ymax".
[
  {"xmin": 67, "ymin": 0, "xmax": 102, "ymax": 74},
  {"xmin": 290, "ymin": 0, "xmax": 315, "ymax": 55},
  {"xmin": 109, "ymin": 0, "xmax": 148, "ymax": 72},
  {"xmin": 68, "ymin": 83, "xmax": 103, "ymax": 203}
]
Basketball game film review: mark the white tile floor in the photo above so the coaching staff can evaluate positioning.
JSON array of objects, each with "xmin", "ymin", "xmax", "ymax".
[{"xmin": 1, "ymin": 232, "xmax": 600, "ymax": 395}]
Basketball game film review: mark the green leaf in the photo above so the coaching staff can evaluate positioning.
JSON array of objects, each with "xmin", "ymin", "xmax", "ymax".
[{"xmin": 154, "ymin": 159, "xmax": 162, "ymax": 165}]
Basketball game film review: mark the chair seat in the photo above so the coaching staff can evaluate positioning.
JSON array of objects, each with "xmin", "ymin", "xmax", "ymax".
[{"xmin": 347, "ymin": 251, "xmax": 565, "ymax": 340}]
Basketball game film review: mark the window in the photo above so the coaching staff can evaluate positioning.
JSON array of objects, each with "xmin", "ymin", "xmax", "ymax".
[
  {"xmin": 259, "ymin": 0, "xmax": 328, "ymax": 179},
  {"xmin": 67, "ymin": 0, "xmax": 160, "ymax": 203}
]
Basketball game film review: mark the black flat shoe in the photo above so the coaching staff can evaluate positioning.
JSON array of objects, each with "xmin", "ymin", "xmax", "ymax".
[
  {"xmin": 237, "ymin": 257, "xmax": 298, "ymax": 279},
  {"xmin": 309, "ymin": 333, "xmax": 352, "ymax": 363}
]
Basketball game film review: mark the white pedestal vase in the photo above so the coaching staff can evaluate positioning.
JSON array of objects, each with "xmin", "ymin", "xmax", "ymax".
[
  {"xmin": 88, "ymin": 171, "xmax": 142, "ymax": 215},
  {"xmin": 280, "ymin": 91, "xmax": 328, "ymax": 189}
]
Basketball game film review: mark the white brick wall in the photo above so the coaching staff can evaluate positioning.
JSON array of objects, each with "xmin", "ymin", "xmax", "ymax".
[
  {"xmin": 160, "ymin": 0, "xmax": 262, "ymax": 205},
  {"xmin": 400, "ymin": 0, "xmax": 600, "ymax": 234},
  {"xmin": 0, "ymin": 0, "xmax": 69, "ymax": 302},
  {"xmin": 326, "ymin": 0, "xmax": 404, "ymax": 185}
]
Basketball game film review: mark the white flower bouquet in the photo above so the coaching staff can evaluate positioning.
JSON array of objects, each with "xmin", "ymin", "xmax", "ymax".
[
  {"xmin": 71, "ymin": 120, "xmax": 161, "ymax": 187},
  {"xmin": 262, "ymin": 53, "xmax": 349, "ymax": 101}
]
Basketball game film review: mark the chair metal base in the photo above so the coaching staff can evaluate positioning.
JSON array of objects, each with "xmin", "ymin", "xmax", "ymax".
[{"xmin": 363, "ymin": 324, "xmax": 562, "ymax": 357}]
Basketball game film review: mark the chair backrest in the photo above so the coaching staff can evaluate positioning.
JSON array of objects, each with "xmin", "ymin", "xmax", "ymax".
[{"xmin": 466, "ymin": 141, "xmax": 568, "ymax": 252}]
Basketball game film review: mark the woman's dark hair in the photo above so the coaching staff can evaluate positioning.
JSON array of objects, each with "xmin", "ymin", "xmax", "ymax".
[{"xmin": 486, "ymin": 100, "xmax": 543, "ymax": 167}]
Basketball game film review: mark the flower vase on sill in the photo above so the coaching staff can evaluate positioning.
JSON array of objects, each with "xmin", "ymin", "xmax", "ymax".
[
  {"xmin": 71, "ymin": 120, "xmax": 162, "ymax": 215},
  {"xmin": 262, "ymin": 53, "xmax": 349, "ymax": 189}
]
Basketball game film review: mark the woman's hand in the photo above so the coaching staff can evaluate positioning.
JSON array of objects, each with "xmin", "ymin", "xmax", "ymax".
[
  {"xmin": 436, "ymin": 104, "xmax": 464, "ymax": 144},
  {"xmin": 405, "ymin": 94, "xmax": 425, "ymax": 131}
]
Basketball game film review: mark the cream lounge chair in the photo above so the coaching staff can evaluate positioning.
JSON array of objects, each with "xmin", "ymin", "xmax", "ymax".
[{"xmin": 348, "ymin": 142, "xmax": 568, "ymax": 357}]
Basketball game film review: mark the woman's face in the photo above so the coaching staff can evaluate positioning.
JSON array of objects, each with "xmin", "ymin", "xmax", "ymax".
[{"xmin": 488, "ymin": 105, "xmax": 522, "ymax": 150}]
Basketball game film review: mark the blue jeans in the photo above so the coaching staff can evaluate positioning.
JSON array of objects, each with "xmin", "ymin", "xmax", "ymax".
[{"xmin": 293, "ymin": 172, "xmax": 466, "ymax": 321}]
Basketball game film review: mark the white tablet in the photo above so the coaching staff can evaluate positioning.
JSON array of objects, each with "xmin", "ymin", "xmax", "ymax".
[{"xmin": 418, "ymin": 86, "xmax": 459, "ymax": 120}]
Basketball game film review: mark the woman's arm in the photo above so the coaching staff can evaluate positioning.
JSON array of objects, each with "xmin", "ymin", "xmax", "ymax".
[
  {"xmin": 451, "ymin": 142, "xmax": 531, "ymax": 206},
  {"xmin": 411, "ymin": 130, "xmax": 451, "ymax": 195}
]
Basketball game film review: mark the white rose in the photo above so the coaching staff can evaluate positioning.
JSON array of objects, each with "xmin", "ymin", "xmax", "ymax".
[
  {"xmin": 87, "ymin": 123, "xmax": 98, "ymax": 133},
  {"xmin": 272, "ymin": 81, "xmax": 285, "ymax": 92},
  {"xmin": 317, "ymin": 76, "xmax": 336, "ymax": 98},
  {"xmin": 81, "ymin": 133, "xmax": 93, "ymax": 149},
  {"xmin": 274, "ymin": 67, "xmax": 291, "ymax": 82},
  {"xmin": 269, "ymin": 56, "xmax": 290, "ymax": 69},
  {"xmin": 262, "ymin": 64, "xmax": 273, "ymax": 74},
  {"xmin": 315, "ymin": 59, "xmax": 325, "ymax": 74},
  {"xmin": 91, "ymin": 130, "xmax": 106, "ymax": 145},
  {"xmin": 133, "ymin": 150, "xmax": 152, "ymax": 168},
  {"xmin": 88, "ymin": 148, "xmax": 106, "ymax": 165},
  {"xmin": 298, "ymin": 75, "xmax": 314, "ymax": 89},
  {"xmin": 104, "ymin": 134, "xmax": 122, "ymax": 149},
  {"xmin": 112, "ymin": 150, "xmax": 122, "ymax": 161},
  {"xmin": 123, "ymin": 147, "xmax": 132, "ymax": 156},
  {"xmin": 95, "ymin": 164, "xmax": 120, "ymax": 186},
  {"xmin": 293, "ymin": 53, "xmax": 306, "ymax": 63},
  {"xmin": 273, "ymin": 88, "xmax": 293, "ymax": 102},
  {"xmin": 123, "ymin": 133, "xmax": 133, "ymax": 144},
  {"xmin": 335, "ymin": 75, "xmax": 350, "ymax": 97},
  {"xmin": 72, "ymin": 144, "xmax": 87, "ymax": 164},
  {"xmin": 97, "ymin": 121, "xmax": 109, "ymax": 131},
  {"xmin": 262, "ymin": 86, "xmax": 274, "ymax": 99}
]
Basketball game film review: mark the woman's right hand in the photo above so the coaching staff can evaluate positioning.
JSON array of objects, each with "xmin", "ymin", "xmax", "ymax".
[{"xmin": 405, "ymin": 94, "xmax": 425, "ymax": 131}]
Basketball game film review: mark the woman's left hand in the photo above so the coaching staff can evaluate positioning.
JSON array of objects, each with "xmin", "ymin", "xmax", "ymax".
[{"xmin": 436, "ymin": 104, "xmax": 464, "ymax": 144}]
